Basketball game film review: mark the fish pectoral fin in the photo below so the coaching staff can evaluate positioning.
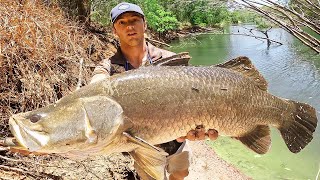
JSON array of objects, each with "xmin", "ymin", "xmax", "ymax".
[
  {"xmin": 215, "ymin": 56, "xmax": 268, "ymax": 91},
  {"xmin": 130, "ymin": 147, "xmax": 167, "ymax": 180},
  {"xmin": 124, "ymin": 132, "xmax": 168, "ymax": 180},
  {"xmin": 236, "ymin": 125, "xmax": 271, "ymax": 154},
  {"xmin": 123, "ymin": 132, "xmax": 167, "ymax": 154}
]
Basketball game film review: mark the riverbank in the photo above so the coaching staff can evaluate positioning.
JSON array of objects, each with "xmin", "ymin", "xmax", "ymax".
[
  {"xmin": 187, "ymin": 141, "xmax": 250, "ymax": 180},
  {"xmin": 147, "ymin": 25, "xmax": 219, "ymax": 44}
]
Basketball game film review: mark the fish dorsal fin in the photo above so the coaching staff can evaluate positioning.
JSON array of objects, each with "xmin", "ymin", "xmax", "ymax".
[
  {"xmin": 216, "ymin": 56, "xmax": 268, "ymax": 91},
  {"xmin": 153, "ymin": 52, "xmax": 191, "ymax": 66},
  {"xmin": 235, "ymin": 125, "xmax": 271, "ymax": 154},
  {"xmin": 123, "ymin": 132, "xmax": 168, "ymax": 179}
]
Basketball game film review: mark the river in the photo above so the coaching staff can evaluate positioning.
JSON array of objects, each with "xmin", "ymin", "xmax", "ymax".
[{"xmin": 169, "ymin": 25, "xmax": 320, "ymax": 180}]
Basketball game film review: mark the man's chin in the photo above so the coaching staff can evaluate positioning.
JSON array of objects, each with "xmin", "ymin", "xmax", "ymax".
[{"xmin": 126, "ymin": 40, "xmax": 143, "ymax": 47}]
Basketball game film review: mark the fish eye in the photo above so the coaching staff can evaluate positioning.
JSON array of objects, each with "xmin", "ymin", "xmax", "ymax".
[{"xmin": 28, "ymin": 114, "xmax": 42, "ymax": 123}]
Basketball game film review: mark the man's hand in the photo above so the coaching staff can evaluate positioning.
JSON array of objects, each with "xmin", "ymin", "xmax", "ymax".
[{"xmin": 176, "ymin": 125, "xmax": 218, "ymax": 143}]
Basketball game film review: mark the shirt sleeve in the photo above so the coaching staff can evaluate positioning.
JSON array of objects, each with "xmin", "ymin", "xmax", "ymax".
[{"xmin": 90, "ymin": 58, "xmax": 111, "ymax": 84}]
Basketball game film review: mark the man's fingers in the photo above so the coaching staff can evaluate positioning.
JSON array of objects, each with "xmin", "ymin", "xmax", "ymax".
[
  {"xmin": 176, "ymin": 136, "xmax": 186, "ymax": 143},
  {"xmin": 195, "ymin": 125, "xmax": 206, "ymax": 140},
  {"xmin": 176, "ymin": 128, "xmax": 219, "ymax": 142},
  {"xmin": 186, "ymin": 130, "xmax": 196, "ymax": 141},
  {"xmin": 207, "ymin": 129, "xmax": 218, "ymax": 140}
]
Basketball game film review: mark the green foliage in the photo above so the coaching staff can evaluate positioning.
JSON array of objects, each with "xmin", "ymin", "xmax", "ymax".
[
  {"xmin": 91, "ymin": 0, "xmax": 178, "ymax": 33},
  {"xmin": 229, "ymin": 10, "xmax": 257, "ymax": 24},
  {"xmin": 142, "ymin": 0, "xmax": 178, "ymax": 33},
  {"xmin": 90, "ymin": 0, "xmax": 120, "ymax": 26},
  {"xmin": 160, "ymin": 0, "xmax": 231, "ymax": 27},
  {"xmin": 90, "ymin": 0, "xmax": 271, "ymax": 32},
  {"xmin": 228, "ymin": 9, "xmax": 272, "ymax": 29}
]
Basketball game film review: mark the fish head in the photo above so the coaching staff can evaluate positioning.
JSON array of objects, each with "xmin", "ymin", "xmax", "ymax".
[{"xmin": 9, "ymin": 96, "xmax": 126, "ymax": 154}]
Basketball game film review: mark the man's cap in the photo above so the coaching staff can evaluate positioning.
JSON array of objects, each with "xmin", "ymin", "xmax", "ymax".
[{"xmin": 110, "ymin": 2, "xmax": 144, "ymax": 23}]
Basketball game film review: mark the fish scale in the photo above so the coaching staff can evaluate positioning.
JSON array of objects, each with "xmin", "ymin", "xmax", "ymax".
[{"xmin": 108, "ymin": 66, "xmax": 284, "ymax": 141}]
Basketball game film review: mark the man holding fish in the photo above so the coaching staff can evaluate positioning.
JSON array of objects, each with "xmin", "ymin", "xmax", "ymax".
[
  {"xmin": 5, "ymin": 2, "xmax": 317, "ymax": 180},
  {"xmin": 91, "ymin": 2, "xmax": 219, "ymax": 180}
]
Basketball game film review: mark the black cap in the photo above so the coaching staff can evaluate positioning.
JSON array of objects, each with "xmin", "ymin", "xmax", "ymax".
[{"xmin": 110, "ymin": 2, "xmax": 144, "ymax": 23}]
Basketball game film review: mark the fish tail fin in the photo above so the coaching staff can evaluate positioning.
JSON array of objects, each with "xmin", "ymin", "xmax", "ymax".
[{"xmin": 279, "ymin": 100, "xmax": 317, "ymax": 153}]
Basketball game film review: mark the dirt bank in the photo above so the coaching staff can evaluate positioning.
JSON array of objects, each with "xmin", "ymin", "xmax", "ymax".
[
  {"xmin": 0, "ymin": 141, "xmax": 250, "ymax": 180},
  {"xmin": 187, "ymin": 141, "xmax": 250, "ymax": 180}
]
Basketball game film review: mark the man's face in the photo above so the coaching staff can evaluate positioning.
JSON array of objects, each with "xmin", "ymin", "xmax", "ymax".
[{"xmin": 113, "ymin": 12, "xmax": 146, "ymax": 47}]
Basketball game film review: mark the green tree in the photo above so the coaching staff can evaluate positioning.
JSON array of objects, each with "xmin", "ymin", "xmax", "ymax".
[
  {"xmin": 142, "ymin": 0, "xmax": 178, "ymax": 35},
  {"xmin": 91, "ymin": 0, "xmax": 178, "ymax": 35}
]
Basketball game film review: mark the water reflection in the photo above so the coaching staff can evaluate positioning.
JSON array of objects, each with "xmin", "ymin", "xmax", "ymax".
[{"xmin": 169, "ymin": 26, "xmax": 320, "ymax": 179}]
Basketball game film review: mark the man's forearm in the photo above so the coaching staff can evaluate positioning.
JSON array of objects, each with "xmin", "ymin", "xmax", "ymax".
[
  {"xmin": 90, "ymin": 59, "xmax": 111, "ymax": 84},
  {"xmin": 90, "ymin": 73, "xmax": 110, "ymax": 84}
]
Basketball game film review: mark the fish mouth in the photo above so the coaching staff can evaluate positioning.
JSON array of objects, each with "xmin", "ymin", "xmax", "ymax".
[{"xmin": 9, "ymin": 115, "xmax": 49, "ymax": 152}]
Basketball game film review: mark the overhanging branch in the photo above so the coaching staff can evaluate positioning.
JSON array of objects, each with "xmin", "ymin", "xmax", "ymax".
[{"xmin": 238, "ymin": 0, "xmax": 320, "ymax": 53}]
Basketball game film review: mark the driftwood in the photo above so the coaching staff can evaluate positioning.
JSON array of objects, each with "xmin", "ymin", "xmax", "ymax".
[
  {"xmin": 198, "ymin": 31, "xmax": 283, "ymax": 46},
  {"xmin": 240, "ymin": 26, "xmax": 283, "ymax": 46}
]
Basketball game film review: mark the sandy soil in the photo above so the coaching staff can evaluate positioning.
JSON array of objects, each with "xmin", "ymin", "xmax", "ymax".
[{"xmin": 186, "ymin": 141, "xmax": 250, "ymax": 180}]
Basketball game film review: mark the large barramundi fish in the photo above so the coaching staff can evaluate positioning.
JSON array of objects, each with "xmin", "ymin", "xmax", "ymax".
[{"xmin": 7, "ymin": 57, "xmax": 318, "ymax": 179}]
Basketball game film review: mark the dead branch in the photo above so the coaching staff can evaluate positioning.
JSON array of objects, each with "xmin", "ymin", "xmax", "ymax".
[
  {"xmin": 0, "ymin": 165, "xmax": 36, "ymax": 178},
  {"xmin": 0, "ymin": 164, "xmax": 63, "ymax": 179},
  {"xmin": 146, "ymin": 37, "xmax": 172, "ymax": 47},
  {"xmin": 293, "ymin": 0, "xmax": 320, "ymax": 17},
  {"xmin": 305, "ymin": 0, "xmax": 320, "ymax": 10},
  {"xmin": 231, "ymin": 33, "xmax": 283, "ymax": 45},
  {"xmin": 263, "ymin": 0, "xmax": 320, "ymax": 34},
  {"xmin": 0, "ymin": 155, "xmax": 24, "ymax": 162},
  {"xmin": 239, "ymin": 0, "xmax": 320, "ymax": 53},
  {"xmin": 76, "ymin": 58, "xmax": 84, "ymax": 90},
  {"xmin": 240, "ymin": 26, "xmax": 276, "ymax": 46},
  {"xmin": 204, "ymin": 32, "xmax": 283, "ymax": 45}
]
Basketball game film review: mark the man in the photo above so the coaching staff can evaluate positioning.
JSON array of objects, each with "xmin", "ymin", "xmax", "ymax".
[{"xmin": 91, "ymin": 2, "xmax": 218, "ymax": 180}]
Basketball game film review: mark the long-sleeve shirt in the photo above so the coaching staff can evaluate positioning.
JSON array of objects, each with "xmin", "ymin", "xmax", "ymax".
[{"xmin": 90, "ymin": 42, "xmax": 175, "ymax": 83}]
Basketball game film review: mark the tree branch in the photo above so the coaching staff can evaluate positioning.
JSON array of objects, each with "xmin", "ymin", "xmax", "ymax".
[
  {"xmin": 305, "ymin": 0, "xmax": 320, "ymax": 11},
  {"xmin": 264, "ymin": 0, "xmax": 320, "ymax": 34},
  {"xmin": 293, "ymin": 0, "xmax": 320, "ymax": 17},
  {"xmin": 205, "ymin": 32, "xmax": 283, "ymax": 45},
  {"xmin": 239, "ymin": 0, "xmax": 320, "ymax": 53},
  {"xmin": 76, "ymin": 58, "xmax": 83, "ymax": 90}
]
